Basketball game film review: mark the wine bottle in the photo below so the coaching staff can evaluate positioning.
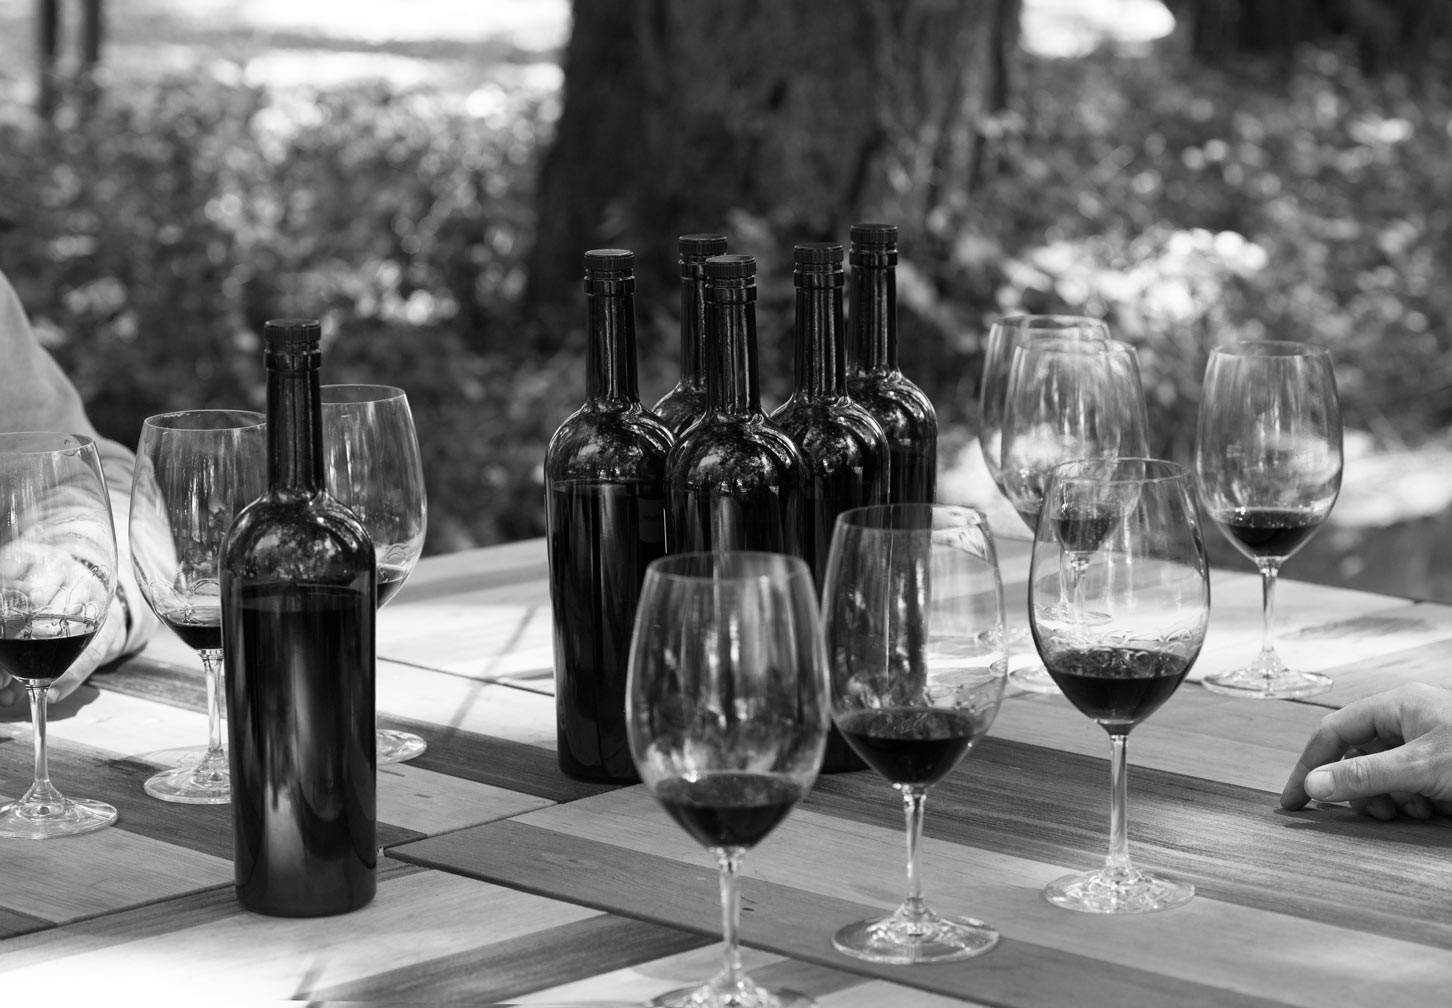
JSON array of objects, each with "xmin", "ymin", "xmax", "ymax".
[
  {"xmin": 545, "ymin": 249, "xmax": 673, "ymax": 784},
  {"xmin": 772, "ymin": 242, "xmax": 889, "ymax": 582},
  {"xmin": 220, "ymin": 318, "xmax": 377, "ymax": 917},
  {"xmin": 653, "ymin": 233, "xmax": 729, "ymax": 436},
  {"xmin": 666, "ymin": 254, "xmax": 805, "ymax": 556},
  {"xmin": 771, "ymin": 242, "xmax": 888, "ymax": 774},
  {"xmin": 847, "ymin": 223, "xmax": 939, "ymax": 504}
]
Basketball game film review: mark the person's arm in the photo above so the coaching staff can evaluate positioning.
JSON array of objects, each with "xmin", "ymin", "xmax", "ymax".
[
  {"xmin": 1280, "ymin": 683, "xmax": 1452, "ymax": 820},
  {"xmin": 0, "ymin": 270, "xmax": 158, "ymax": 706}
]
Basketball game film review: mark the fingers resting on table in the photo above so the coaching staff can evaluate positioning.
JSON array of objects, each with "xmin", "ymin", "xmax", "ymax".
[{"xmin": 1280, "ymin": 683, "xmax": 1452, "ymax": 820}]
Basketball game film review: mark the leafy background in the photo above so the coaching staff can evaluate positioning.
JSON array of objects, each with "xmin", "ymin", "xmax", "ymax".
[{"xmin": 1, "ymin": 0, "xmax": 1449, "ymax": 598}]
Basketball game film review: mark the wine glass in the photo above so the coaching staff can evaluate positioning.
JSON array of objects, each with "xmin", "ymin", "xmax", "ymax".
[
  {"xmin": 0, "ymin": 432, "xmax": 119, "ymax": 838},
  {"xmin": 821, "ymin": 503, "xmax": 1007, "ymax": 963},
  {"xmin": 321, "ymin": 384, "xmax": 429, "ymax": 764},
  {"xmin": 129, "ymin": 410, "xmax": 266, "ymax": 803},
  {"xmin": 998, "ymin": 335, "xmax": 1150, "ymax": 692},
  {"xmin": 627, "ymin": 551, "xmax": 829, "ymax": 1008},
  {"xmin": 978, "ymin": 315, "xmax": 1109, "ymax": 496},
  {"xmin": 1194, "ymin": 341, "xmax": 1342, "ymax": 699},
  {"xmin": 1030, "ymin": 458, "xmax": 1209, "ymax": 913}
]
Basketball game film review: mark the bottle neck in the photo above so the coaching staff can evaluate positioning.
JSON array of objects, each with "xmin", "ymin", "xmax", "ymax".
[
  {"xmin": 794, "ymin": 275, "xmax": 847, "ymax": 398},
  {"xmin": 706, "ymin": 294, "xmax": 762, "ymax": 415},
  {"xmin": 266, "ymin": 350, "xmax": 324, "ymax": 494},
  {"xmin": 586, "ymin": 282, "xmax": 641, "ymax": 404},
  {"xmin": 851, "ymin": 262, "xmax": 898, "ymax": 373},
  {"xmin": 679, "ymin": 264, "xmax": 710, "ymax": 386}
]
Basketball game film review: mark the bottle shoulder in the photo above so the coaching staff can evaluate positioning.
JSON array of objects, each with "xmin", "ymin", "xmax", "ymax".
[
  {"xmin": 771, "ymin": 397, "xmax": 889, "ymax": 458},
  {"xmin": 546, "ymin": 403, "xmax": 675, "ymax": 482},
  {"xmin": 667, "ymin": 414, "xmax": 804, "ymax": 484},
  {"xmin": 222, "ymin": 491, "xmax": 375, "ymax": 580},
  {"xmin": 846, "ymin": 373, "xmax": 939, "ymax": 435},
  {"xmin": 651, "ymin": 386, "xmax": 707, "ymax": 436}
]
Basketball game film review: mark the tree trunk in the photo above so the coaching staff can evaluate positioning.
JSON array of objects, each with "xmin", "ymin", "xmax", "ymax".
[{"xmin": 525, "ymin": 0, "xmax": 1018, "ymax": 353}]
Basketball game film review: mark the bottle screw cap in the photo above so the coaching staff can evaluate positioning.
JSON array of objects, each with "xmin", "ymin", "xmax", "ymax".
[{"xmin": 263, "ymin": 318, "xmax": 321, "ymax": 351}]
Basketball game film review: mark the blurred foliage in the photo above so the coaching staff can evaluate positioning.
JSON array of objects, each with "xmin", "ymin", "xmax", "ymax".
[{"xmin": 1, "ymin": 36, "xmax": 1450, "ymax": 561}]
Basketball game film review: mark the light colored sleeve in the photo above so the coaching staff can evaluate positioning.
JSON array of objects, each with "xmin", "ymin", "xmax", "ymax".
[{"xmin": 0, "ymin": 270, "xmax": 158, "ymax": 679}]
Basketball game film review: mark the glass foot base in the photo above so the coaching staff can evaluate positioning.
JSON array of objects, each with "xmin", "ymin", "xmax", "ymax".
[
  {"xmin": 0, "ymin": 795, "xmax": 117, "ymax": 839},
  {"xmin": 377, "ymin": 727, "xmax": 427, "ymax": 764},
  {"xmin": 1010, "ymin": 663, "xmax": 1062, "ymax": 695},
  {"xmin": 144, "ymin": 758, "xmax": 230, "ymax": 804},
  {"xmin": 1044, "ymin": 868, "xmax": 1193, "ymax": 914},
  {"xmin": 833, "ymin": 910, "xmax": 998, "ymax": 964},
  {"xmin": 1202, "ymin": 667, "xmax": 1331, "ymax": 700},
  {"xmin": 650, "ymin": 979, "xmax": 814, "ymax": 1008}
]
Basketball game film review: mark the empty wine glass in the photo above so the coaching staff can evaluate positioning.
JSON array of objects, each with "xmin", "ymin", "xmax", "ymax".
[
  {"xmin": 0, "ymin": 432, "xmax": 119, "ymax": 838},
  {"xmin": 978, "ymin": 315, "xmax": 1109, "ymax": 496},
  {"xmin": 627, "ymin": 551, "xmax": 829, "ymax": 1008},
  {"xmin": 321, "ymin": 384, "xmax": 429, "ymax": 763},
  {"xmin": 130, "ymin": 410, "xmax": 266, "ymax": 803},
  {"xmin": 1195, "ymin": 341, "xmax": 1342, "ymax": 699},
  {"xmin": 1030, "ymin": 458, "xmax": 1209, "ymax": 913},
  {"xmin": 822, "ymin": 504, "xmax": 1007, "ymax": 963},
  {"xmin": 999, "ymin": 335, "xmax": 1149, "ymax": 692}
]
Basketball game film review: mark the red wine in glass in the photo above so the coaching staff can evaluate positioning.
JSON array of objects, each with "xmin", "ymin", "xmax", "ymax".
[
  {"xmin": 1195, "ymin": 341, "xmax": 1342, "ymax": 699},
  {"xmin": 1031, "ymin": 458, "xmax": 1208, "ymax": 914},
  {"xmin": 1211, "ymin": 506, "xmax": 1323, "ymax": 561},
  {"xmin": 0, "ymin": 431, "xmax": 120, "ymax": 840},
  {"xmin": 655, "ymin": 773, "xmax": 803, "ymax": 850},
  {"xmin": 836, "ymin": 707, "xmax": 994, "ymax": 788},
  {"xmin": 157, "ymin": 607, "xmax": 223, "ymax": 653},
  {"xmin": 823, "ymin": 503, "xmax": 1008, "ymax": 964},
  {"xmin": 1041, "ymin": 647, "xmax": 1191, "ymax": 733},
  {"xmin": 0, "ymin": 616, "xmax": 99, "ymax": 682}
]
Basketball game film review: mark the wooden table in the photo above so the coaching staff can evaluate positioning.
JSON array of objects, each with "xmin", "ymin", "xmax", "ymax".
[{"xmin": 2, "ymin": 536, "xmax": 1450, "ymax": 1006}]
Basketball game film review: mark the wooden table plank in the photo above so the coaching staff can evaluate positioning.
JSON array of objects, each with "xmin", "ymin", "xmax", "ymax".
[
  {"xmin": 990, "ymin": 679, "xmax": 1353, "ymax": 799},
  {"xmin": 0, "ymin": 866, "xmax": 610, "ymax": 1001},
  {"xmin": 395, "ymin": 767, "xmax": 1452, "ymax": 1007},
  {"xmin": 395, "ymin": 819, "xmax": 1293, "ymax": 1008}
]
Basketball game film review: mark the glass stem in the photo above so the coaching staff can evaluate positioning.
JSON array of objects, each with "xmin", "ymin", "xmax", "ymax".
[
  {"xmin": 1257, "ymin": 561, "xmax": 1282, "ymax": 678},
  {"xmin": 26, "ymin": 682, "xmax": 61, "ymax": 805},
  {"xmin": 715, "ymin": 847, "xmax": 745, "ymax": 989},
  {"xmin": 200, "ymin": 649, "xmax": 226, "ymax": 765},
  {"xmin": 1066, "ymin": 554, "xmax": 1089, "ymax": 610},
  {"xmin": 1103, "ymin": 733, "xmax": 1134, "ymax": 882},
  {"xmin": 900, "ymin": 785, "xmax": 930, "ymax": 919}
]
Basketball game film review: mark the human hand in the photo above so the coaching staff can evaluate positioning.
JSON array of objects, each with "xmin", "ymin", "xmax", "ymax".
[{"xmin": 1280, "ymin": 683, "xmax": 1452, "ymax": 820}]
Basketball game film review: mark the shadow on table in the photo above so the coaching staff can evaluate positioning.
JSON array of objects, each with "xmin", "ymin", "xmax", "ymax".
[
  {"xmin": 1273, "ymin": 804, "xmax": 1452, "ymax": 846},
  {"xmin": 0, "ymin": 683, "xmax": 103, "ymax": 724}
]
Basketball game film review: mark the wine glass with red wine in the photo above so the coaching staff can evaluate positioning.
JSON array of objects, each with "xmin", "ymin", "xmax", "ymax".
[
  {"xmin": 821, "ymin": 503, "xmax": 1008, "ymax": 963},
  {"xmin": 999, "ymin": 334, "xmax": 1149, "ymax": 692},
  {"xmin": 1195, "ymin": 341, "xmax": 1342, "ymax": 699},
  {"xmin": 321, "ymin": 384, "xmax": 429, "ymax": 763},
  {"xmin": 627, "ymin": 551, "xmax": 829, "ymax": 1008},
  {"xmin": 130, "ymin": 410, "xmax": 266, "ymax": 803},
  {"xmin": 1030, "ymin": 458, "xmax": 1209, "ymax": 913},
  {"xmin": 0, "ymin": 433, "xmax": 119, "ymax": 838}
]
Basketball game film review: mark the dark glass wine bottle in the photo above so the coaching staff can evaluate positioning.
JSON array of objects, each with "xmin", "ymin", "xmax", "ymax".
[
  {"xmin": 220, "ymin": 318, "xmax": 377, "ymax": 917},
  {"xmin": 771, "ymin": 242, "xmax": 889, "ymax": 582},
  {"xmin": 653, "ymin": 233, "xmax": 729, "ymax": 436},
  {"xmin": 847, "ymin": 223, "xmax": 939, "ymax": 504},
  {"xmin": 545, "ymin": 249, "xmax": 673, "ymax": 784},
  {"xmin": 666, "ymin": 254, "xmax": 805, "ymax": 557},
  {"xmin": 772, "ymin": 242, "xmax": 888, "ymax": 774}
]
